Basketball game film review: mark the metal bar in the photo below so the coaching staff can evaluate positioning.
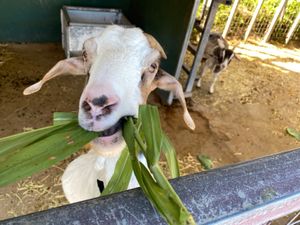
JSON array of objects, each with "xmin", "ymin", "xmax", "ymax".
[
  {"xmin": 182, "ymin": 64, "xmax": 191, "ymax": 74},
  {"xmin": 184, "ymin": 0, "xmax": 220, "ymax": 93},
  {"xmin": 188, "ymin": 43, "xmax": 197, "ymax": 55},
  {"xmin": 222, "ymin": 0, "xmax": 240, "ymax": 38},
  {"xmin": 244, "ymin": 0, "xmax": 264, "ymax": 41},
  {"xmin": 2, "ymin": 148, "xmax": 300, "ymax": 225},
  {"xmin": 285, "ymin": 12, "xmax": 300, "ymax": 44},
  {"xmin": 198, "ymin": 0, "xmax": 209, "ymax": 25},
  {"xmin": 166, "ymin": 0, "xmax": 201, "ymax": 105},
  {"xmin": 262, "ymin": 0, "xmax": 288, "ymax": 43},
  {"xmin": 166, "ymin": 0, "xmax": 231, "ymax": 105}
]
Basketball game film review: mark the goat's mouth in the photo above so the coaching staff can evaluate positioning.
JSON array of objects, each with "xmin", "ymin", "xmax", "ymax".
[
  {"xmin": 99, "ymin": 119, "xmax": 123, "ymax": 137},
  {"xmin": 92, "ymin": 118, "xmax": 124, "ymax": 146}
]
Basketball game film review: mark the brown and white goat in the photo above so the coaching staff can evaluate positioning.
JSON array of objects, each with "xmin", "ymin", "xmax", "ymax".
[
  {"xmin": 196, "ymin": 33, "xmax": 239, "ymax": 94},
  {"xmin": 23, "ymin": 25, "xmax": 195, "ymax": 203}
]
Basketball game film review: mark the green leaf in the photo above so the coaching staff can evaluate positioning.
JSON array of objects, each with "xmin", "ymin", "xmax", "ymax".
[
  {"xmin": 123, "ymin": 107, "xmax": 196, "ymax": 225},
  {"xmin": 286, "ymin": 127, "xmax": 300, "ymax": 141},
  {"xmin": 53, "ymin": 112, "xmax": 78, "ymax": 125},
  {"xmin": 197, "ymin": 155, "xmax": 213, "ymax": 170},
  {"xmin": 161, "ymin": 133, "xmax": 180, "ymax": 178},
  {"xmin": 0, "ymin": 122, "xmax": 98, "ymax": 187},
  {"xmin": 102, "ymin": 147, "xmax": 132, "ymax": 196},
  {"xmin": 139, "ymin": 105, "xmax": 162, "ymax": 165},
  {"xmin": 0, "ymin": 124, "xmax": 65, "ymax": 156}
]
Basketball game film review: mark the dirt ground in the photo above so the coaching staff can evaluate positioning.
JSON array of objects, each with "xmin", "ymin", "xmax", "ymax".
[{"xmin": 0, "ymin": 41, "xmax": 299, "ymax": 223}]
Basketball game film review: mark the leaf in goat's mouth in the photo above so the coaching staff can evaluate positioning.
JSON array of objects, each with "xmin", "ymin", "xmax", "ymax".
[{"xmin": 99, "ymin": 119, "xmax": 123, "ymax": 137}]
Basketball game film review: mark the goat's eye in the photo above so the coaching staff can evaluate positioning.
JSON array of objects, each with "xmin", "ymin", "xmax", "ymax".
[{"xmin": 149, "ymin": 63, "xmax": 157, "ymax": 73}]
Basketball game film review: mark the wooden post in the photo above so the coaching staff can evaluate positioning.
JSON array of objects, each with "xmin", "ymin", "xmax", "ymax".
[
  {"xmin": 285, "ymin": 12, "xmax": 300, "ymax": 44},
  {"xmin": 222, "ymin": 0, "xmax": 240, "ymax": 38},
  {"xmin": 262, "ymin": 0, "xmax": 288, "ymax": 43},
  {"xmin": 244, "ymin": 0, "xmax": 264, "ymax": 41}
]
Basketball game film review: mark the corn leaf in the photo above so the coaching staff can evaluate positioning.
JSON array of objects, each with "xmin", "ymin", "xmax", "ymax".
[
  {"xmin": 138, "ymin": 105, "xmax": 162, "ymax": 165},
  {"xmin": 0, "ymin": 115, "xmax": 98, "ymax": 187},
  {"xmin": 53, "ymin": 112, "xmax": 78, "ymax": 125},
  {"xmin": 197, "ymin": 155, "xmax": 213, "ymax": 170},
  {"xmin": 101, "ymin": 147, "xmax": 132, "ymax": 195},
  {"xmin": 0, "ymin": 124, "xmax": 64, "ymax": 155},
  {"xmin": 286, "ymin": 127, "xmax": 300, "ymax": 141},
  {"xmin": 0, "ymin": 106, "xmax": 194, "ymax": 224},
  {"xmin": 161, "ymin": 133, "xmax": 180, "ymax": 178},
  {"xmin": 123, "ymin": 113, "xmax": 196, "ymax": 225}
]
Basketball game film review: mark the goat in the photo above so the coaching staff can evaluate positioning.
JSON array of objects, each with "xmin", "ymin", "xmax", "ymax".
[
  {"xmin": 23, "ymin": 25, "xmax": 195, "ymax": 203},
  {"xmin": 196, "ymin": 33, "xmax": 239, "ymax": 94}
]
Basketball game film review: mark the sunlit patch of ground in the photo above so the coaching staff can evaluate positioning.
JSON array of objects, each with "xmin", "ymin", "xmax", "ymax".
[{"xmin": 235, "ymin": 40, "xmax": 300, "ymax": 73}]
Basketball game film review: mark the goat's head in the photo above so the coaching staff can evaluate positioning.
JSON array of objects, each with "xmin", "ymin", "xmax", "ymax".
[
  {"xmin": 212, "ymin": 39, "xmax": 240, "ymax": 73},
  {"xmin": 23, "ymin": 26, "xmax": 195, "ymax": 151}
]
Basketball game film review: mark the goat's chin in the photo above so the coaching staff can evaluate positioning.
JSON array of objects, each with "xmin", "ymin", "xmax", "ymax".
[
  {"xmin": 90, "ymin": 130, "xmax": 125, "ymax": 156},
  {"xmin": 93, "ymin": 130, "xmax": 123, "ymax": 146}
]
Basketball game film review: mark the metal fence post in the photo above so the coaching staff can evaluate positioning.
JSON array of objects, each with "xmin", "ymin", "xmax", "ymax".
[
  {"xmin": 244, "ymin": 0, "xmax": 264, "ymax": 41},
  {"xmin": 262, "ymin": 0, "xmax": 288, "ymax": 43},
  {"xmin": 285, "ymin": 12, "xmax": 300, "ymax": 44},
  {"xmin": 222, "ymin": 0, "xmax": 240, "ymax": 38}
]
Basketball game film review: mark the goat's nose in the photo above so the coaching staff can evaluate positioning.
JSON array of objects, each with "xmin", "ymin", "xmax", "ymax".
[{"xmin": 81, "ymin": 95, "xmax": 119, "ymax": 116}]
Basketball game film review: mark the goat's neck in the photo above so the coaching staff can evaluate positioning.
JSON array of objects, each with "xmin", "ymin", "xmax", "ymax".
[{"xmin": 90, "ymin": 140, "xmax": 126, "ymax": 157}]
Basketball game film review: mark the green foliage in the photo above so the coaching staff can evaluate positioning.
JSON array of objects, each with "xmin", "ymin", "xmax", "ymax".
[
  {"xmin": 286, "ymin": 127, "xmax": 300, "ymax": 141},
  {"xmin": 197, "ymin": 155, "xmax": 213, "ymax": 170},
  {"xmin": 0, "ymin": 114, "xmax": 98, "ymax": 187},
  {"xmin": 197, "ymin": 0, "xmax": 300, "ymax": 36},
  {"xmin": 0, "ymin": 106, "xmax": 187, "ymax": 224},
  {"xmin": 123, "ymin": 105, "xmax": 195, "ymax": 225}
]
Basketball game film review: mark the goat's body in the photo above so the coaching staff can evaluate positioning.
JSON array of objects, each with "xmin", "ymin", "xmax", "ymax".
[
  {"xmin": 62, "ymin": 145, "xmax": 144, "ymax": 203},
  {"xmin": 196, "ymin": 33, "xmax": 235, "ymax": 94}
]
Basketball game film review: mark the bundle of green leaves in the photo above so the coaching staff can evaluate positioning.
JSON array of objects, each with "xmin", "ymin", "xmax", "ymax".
[{"xmin": 0, "ymin": 105, "xmax": 195, "ymax": 225}]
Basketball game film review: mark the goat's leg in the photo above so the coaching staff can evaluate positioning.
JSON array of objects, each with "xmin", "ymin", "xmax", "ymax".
[
  {"xmin": 209, "ymin": 72, "xmax": 221, "ymax": 94},
  {"xmin": 196, "ymin": 63, "xmax": 208, "ymax": 88}
]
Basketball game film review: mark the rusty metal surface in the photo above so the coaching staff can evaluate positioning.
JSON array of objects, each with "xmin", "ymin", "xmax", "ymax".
[{"xmin": 2, "ymin": 148, "xmax": 300, "ymax": 225}]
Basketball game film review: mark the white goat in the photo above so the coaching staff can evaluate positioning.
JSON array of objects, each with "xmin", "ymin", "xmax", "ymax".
[
  {"xmin": 196, "ymin": 33, "xmax": 239, "ymax": 94},
  {"xmin": 23, "ymin": 25, "xmax": 195, "ymax": 203}
]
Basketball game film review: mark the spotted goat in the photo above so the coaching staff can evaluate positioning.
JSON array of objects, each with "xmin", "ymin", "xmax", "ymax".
[{"xmin": 196, "ymin": 33, "xmax": 240, "ymax": 94}]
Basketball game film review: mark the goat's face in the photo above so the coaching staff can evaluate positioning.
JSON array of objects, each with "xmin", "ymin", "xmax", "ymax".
[
  {"xmin": 23, "ymin": 26, "xmax": 195, "ymax": 150},
  {"xmin": 212, "ymin": 47, "xmax": 236, "ymax": 73}
]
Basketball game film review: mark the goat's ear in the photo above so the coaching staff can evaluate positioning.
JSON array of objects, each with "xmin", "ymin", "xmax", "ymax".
[
  {"xmin": 82, "ymin": 37, "xmax": 98, "ymax": 72},
  {"xmin": 217, "ymin": 38, "xmax": 226, "ymax": 49},
  {"xmin": 144, "ymin": 33, "xmax": 167, "ymax": 59},
  {"xmin": 153, "ymin": 69, "xmax": 195, "ymax": 130},
  {"xmin": 23, "ymin": 57, "xmax": 86, "ymax": 95}
]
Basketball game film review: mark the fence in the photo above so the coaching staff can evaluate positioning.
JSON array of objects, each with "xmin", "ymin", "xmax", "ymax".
[{"xmin": 198, "ymin": 0, "xmax": 300, "ymax": 43}]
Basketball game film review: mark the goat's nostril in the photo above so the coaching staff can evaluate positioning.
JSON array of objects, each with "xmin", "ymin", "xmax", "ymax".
[
  {"xmin": 102, "ymin": 105, "xmax": 112, "ymax": 115},
  {"xmin": 82, "ymin": 100, "xmax": 92, "ymax": 112},
  {"xmin": 92, "ymin": 95, "xmax": 108, "ymax": 107}
]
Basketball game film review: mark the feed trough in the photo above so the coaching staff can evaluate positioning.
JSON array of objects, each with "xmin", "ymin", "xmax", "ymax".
[{"xmin": 61, "ymin": 6, "xmax": 133, "ymax": 57}]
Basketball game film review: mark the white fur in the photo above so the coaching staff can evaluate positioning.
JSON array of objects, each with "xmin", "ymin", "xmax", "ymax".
[
  {"xmin": 78, "ymin": 26, "xmax": 157, "ymax": 132},
  {"xmin": 62, "ymin": 144, "xmax": 144, "ymax": 203}
]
